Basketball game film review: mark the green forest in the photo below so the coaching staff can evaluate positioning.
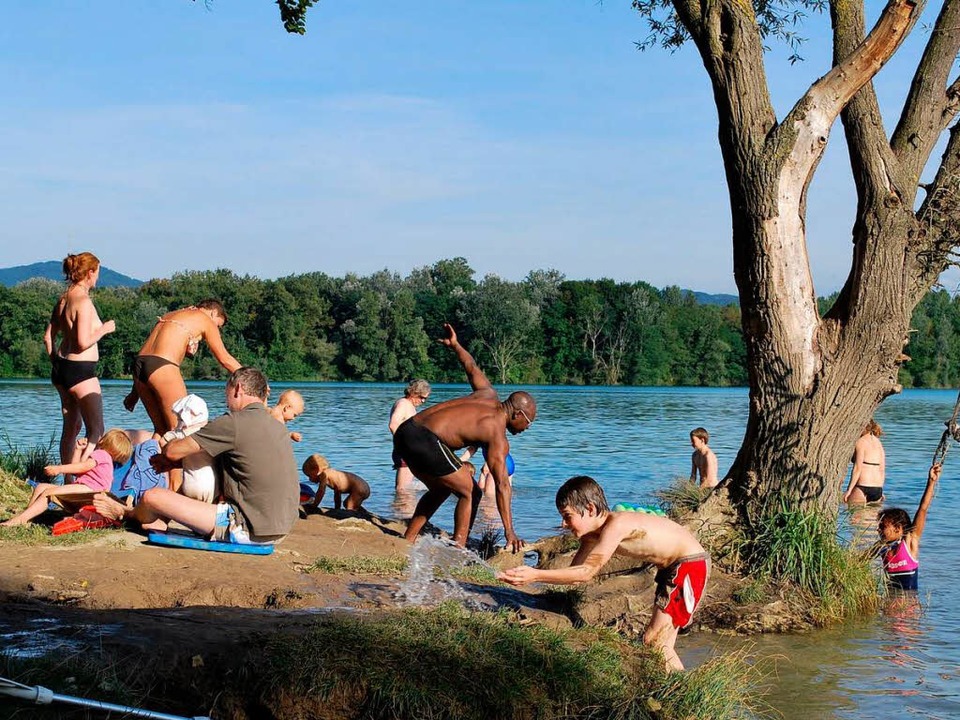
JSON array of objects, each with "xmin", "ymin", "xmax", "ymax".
[{"xmin": 0, "ymin": 257, "xmax": 956, "ymax": 388}]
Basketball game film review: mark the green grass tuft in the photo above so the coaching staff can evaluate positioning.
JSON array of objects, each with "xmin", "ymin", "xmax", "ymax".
[
  {"xmin": 446, "ymin": 563, "xmax": 498, "ymax": 585},
  {"xmin": 0, "ymin": 522, "xmax": 118, "ymax": 546},
  {"xmin": 0, "ymin": 467, "xmax": 32, "ymax": 519},
  {"xmin": 0, "ymin": 432, "xmax": 56, "ymax": 481},
  {"xmin": 307, "ymin": 555, "xmax": 409, "ymax": 576},
  {"xmin": 653, "ymin": 476, "xmax": 708, "ymax": 518}
]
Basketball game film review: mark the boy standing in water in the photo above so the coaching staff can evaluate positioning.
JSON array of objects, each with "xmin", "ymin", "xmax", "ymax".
[
  {"xmin": 498, "ymin": 476, "xmax": 709, "ymax": 671},
  {"xmin": 690, "ymin": 427, "xmax": 719, "ymax": 489}
]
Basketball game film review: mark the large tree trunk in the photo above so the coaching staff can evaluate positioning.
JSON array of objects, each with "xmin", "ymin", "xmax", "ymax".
[{"xmin": 669, "ymin": 0, "xmax": 960, "ymax": 526}]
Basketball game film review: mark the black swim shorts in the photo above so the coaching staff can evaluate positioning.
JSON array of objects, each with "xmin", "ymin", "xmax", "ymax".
[
  {"xmin": 50, "ymin": 355, "xmax": 98, "ymax": 390},
  {"xmin": 392, "ymin": 419, "xmax": 462, "ymax": 478}
]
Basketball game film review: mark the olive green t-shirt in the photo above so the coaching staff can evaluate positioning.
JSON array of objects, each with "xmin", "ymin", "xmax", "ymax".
[{"xmin": 193, "ymin": 402, "xmax": 299, "ymax": 537}]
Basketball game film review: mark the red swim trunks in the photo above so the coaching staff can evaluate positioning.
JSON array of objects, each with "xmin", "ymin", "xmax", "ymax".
[{"xmin": 654, "ymin": 553, "xmax": 711, "ymax": 629}]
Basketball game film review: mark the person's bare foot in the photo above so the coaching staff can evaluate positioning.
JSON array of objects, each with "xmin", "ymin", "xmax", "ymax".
[{"xmin": 92, "ymin": 493, "xmax": 130, "ymax": 522}]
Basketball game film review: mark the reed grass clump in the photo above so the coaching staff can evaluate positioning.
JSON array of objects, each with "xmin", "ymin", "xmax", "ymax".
[
  {"xmin": 0, "ymin": 432, "xmax": 56, "ymax": 481},
  {"xmin": 733, "ymin": 504, "xmax": 881, "ymax": 622},
  {"xmin": 653, "ymin": 476, "xmax": 709, "ymax": 519}
]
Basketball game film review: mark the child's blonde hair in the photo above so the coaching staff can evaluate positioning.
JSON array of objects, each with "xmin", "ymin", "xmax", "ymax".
[
  {"xmin": 690, "ymin": 427, "xmax": 710, "ymax": 443},
  {"xmin": 278, "ymin": 389, "xmax": 303, "ymax": 405},
  {"xmin": 463, "ymin": 461, "xmax": 476, "ymax": 479},
  {"xmin": 303, "ymin": 453, "xmax": 330, "ymax": 477},
  {"xmin": 97, "ymin": 429, "xmax": 133, "ymax": 465}
]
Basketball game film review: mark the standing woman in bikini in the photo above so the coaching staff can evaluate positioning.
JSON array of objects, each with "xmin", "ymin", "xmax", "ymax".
[
  {"xmin": 843, "ymin": 419, "xmax": 886, "ymax": 504},
  {"xmin": 127, "ymin": 299, "xmax": 241, "ymax": 438},
  {"xmin": 45, "ymin": 252, "xmax": 116, "ymax": 469}
]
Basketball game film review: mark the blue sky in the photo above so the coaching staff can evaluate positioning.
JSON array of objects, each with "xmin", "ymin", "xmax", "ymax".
[{"xmin": 0, "ymin": 1, "xmax": 950, "ymax": 293}]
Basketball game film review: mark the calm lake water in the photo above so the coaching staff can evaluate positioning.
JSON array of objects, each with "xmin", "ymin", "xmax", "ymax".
[{"xmin": 1, "ymin": 380, "xmax": 958, "ymax": 718}]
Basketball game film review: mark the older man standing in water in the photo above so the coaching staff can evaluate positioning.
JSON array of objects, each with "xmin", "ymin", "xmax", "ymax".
[{"xmin": 394, "ymin": 323, "xmax": 536, "ymax": 553}]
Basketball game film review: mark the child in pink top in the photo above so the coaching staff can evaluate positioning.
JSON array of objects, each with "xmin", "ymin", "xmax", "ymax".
[
  {"xmin": 876, "ymin": 463, "xmax": 941, "ymax": 591},
  {"xmin": 1, "ymin": 429, "xmax": 132, "ymax": 527}
]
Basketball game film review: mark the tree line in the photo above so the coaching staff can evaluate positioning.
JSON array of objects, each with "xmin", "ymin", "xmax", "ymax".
[{"xmin": 0, "ymin": 257, "xmax": 954, "ymax": 388}]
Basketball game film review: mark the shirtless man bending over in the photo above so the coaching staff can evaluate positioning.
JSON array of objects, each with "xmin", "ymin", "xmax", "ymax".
[{"xmin": 393, "ymin": 323, "xmax": 535, "ymax": 552}]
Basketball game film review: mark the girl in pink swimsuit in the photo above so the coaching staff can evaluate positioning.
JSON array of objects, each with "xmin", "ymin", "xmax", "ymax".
[{"xmin": 877, "ymin": 463, "xmax": 941, "ymax": 590}]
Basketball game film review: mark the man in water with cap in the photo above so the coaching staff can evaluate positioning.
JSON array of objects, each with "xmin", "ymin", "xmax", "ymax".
[{"xmin": 393, "ymin": 323, "xmax": 536, "ymax": 553}]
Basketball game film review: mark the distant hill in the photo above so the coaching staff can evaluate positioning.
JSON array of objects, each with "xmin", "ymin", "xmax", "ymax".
[
  {"xmin": 0, "ymin": 261, "xmax": 142, "ymax": 288},
  {"xmin": 692, "ymin": 291, "xmax": 739, "ymax": 306}
]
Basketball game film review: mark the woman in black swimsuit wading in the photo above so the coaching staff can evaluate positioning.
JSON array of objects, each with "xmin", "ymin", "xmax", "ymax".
[
  {"xmin": 843, "ymin": 419, "xmax": 886, "ymax": 504},
  {"xmin": 45, "ymin": 252, "xmax": 116, "ymax": 469}
]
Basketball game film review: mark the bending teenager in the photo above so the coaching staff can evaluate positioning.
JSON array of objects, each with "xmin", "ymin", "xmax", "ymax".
[{"xmin": 126, "ymin": 300, "xmax": 241, "ymax": 436}]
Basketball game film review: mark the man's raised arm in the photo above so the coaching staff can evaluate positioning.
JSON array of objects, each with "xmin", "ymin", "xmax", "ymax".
[{"xmin": 439, "ymin": 323, "xmax": 492, "ymax": 392}]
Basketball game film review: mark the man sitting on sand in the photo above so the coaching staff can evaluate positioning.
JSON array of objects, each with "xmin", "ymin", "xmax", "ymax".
[
  {"xmin": 393, "ymin": 323, "xmax": 536, "ymax": 552},
  {"xmin": 498, "ymin": 476, "xmax": 709, "ymax": 672},
  {"xmin": 95, "ymin": 367, "xmax": 299, "ymax": 545}
]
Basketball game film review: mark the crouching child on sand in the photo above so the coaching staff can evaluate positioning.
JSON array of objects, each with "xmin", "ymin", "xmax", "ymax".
[
  {"xmin": 498, "ymin": 475, "xmax": 709, "ymax": 672},
  {"xmin": 302, "ymin": 454, "xmax": 370, "ymax": 512}
]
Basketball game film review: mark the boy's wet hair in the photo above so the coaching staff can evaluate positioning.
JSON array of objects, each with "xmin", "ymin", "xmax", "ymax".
[
  {"xmin": 303, "ymin": 453, "xmax": 330, "ymax": 476},
  {"xmin": 878, "ymin": 507, "xmax": 911, "ymax": 532},
  {"xmin": 690, "ymin": 427, "xmax": 710, "ymax": 443},
  {"xmin": 197, "ymin": 298, "xmax": 228, "ymax": 324},
  {"xmin": 97, "ymin": 429, "xmax": 133, "ymax": 466},
  {"xmin": 556, "ymin": 476, "xmax": 610, "ymax": 515}
]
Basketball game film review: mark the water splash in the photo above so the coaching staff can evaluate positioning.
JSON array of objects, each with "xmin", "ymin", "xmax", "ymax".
[
  {"xmin": 0, "ymin": 617, "xmax": 121, "ymax": 659},
  {"xmin": 395, "ymin": 536, "xmax": 496, "ymax": 608}
]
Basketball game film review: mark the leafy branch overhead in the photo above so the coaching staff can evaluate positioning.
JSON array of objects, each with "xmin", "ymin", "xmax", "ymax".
[{"xmin": 275, "ymin": 0, "xmax": 320, "ymax": 35}]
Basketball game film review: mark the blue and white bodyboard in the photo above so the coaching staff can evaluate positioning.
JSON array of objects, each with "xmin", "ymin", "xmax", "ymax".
[{"xmin": 147, "ymin": 531, "xmax": 274, "ymax": 555}]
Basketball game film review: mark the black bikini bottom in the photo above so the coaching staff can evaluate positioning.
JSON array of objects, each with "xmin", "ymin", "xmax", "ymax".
[
  {"xmin": 133, "ymin": 355, "xmax": 178, "ymax": 383},
  {"xmin": 856, "ymin": 485, "xmax": 883, "ymax": 503},
  {"xmin": 50, "ymin": 355, "xmax": 98, "ymax": 390}
]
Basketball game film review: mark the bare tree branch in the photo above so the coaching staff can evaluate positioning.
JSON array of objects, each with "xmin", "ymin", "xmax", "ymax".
[
  {"xmin": 892, "ymin": 0, "xmax": 960, "ymax": 176},
  {"xmin": 772, "ymin": 0, "xmax": 919, "ymax": 171}
]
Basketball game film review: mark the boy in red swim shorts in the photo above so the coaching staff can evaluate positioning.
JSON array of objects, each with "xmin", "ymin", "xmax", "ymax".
[{"xmin": 498, "ymin": 476, "xmax": 709, "ymax": 671}]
